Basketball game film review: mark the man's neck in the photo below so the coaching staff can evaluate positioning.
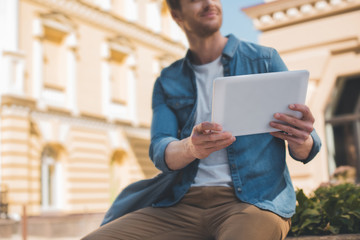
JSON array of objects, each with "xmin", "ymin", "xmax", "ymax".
[{"xmin": 187, "ymin": 31, "xmax": 228, "ymax": 65}]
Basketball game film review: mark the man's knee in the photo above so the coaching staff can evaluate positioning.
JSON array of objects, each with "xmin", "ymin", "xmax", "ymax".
[{"xmin": 216, "ymin": 204, "xmax": 290, "ymax": 240}]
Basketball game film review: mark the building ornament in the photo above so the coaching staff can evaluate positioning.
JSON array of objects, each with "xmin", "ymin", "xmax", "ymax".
[
  {"xmin": 39, "ymin": 12, "xmax": 77, "ymax": 33},
  {"xmin": 0, "ymin": 94, "xmax": 147, "ymax": 134},
  {"xmin": 102, "ymin": 36, "xmax": 135, "ymax": 61},
  {"xmin": 243, "ymin": 0, "xmax": 360, "ymax": 31},
  {"xmin": 28, "ymin": 0, "xmax": 186, "ymax": 56}
]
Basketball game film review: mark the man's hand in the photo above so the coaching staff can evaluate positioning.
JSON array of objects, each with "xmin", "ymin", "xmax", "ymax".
[
  {"xmin": 269, "ymin": 104, "xmax": 314, "ymax": 160},
  {"xmin": 165, "ymin": 122, "xmax": 235, "ymax": 171},
  {"xmin": 187, "ymin": 122, "xmax": 236, "ymax": 159}
]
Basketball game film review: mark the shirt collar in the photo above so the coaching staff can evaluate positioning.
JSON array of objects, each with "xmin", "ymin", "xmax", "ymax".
[{"xmin": 222, "ymin": 34, "xmax": 240, "ymax": 59}]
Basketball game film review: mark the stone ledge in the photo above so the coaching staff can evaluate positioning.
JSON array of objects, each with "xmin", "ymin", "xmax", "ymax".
[{"xmin": 287, "ymin": 234, "xmax": 360, "ymax": 240}]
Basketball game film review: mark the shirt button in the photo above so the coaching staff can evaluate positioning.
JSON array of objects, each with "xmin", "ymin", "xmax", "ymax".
[{"xmin": 237, "ymin": 187, "xmax": 242, "ymax": 192}]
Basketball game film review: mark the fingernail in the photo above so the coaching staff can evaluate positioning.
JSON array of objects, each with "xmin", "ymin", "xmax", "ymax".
[
  {"xmin": 274, "ymin": 113, "xmax": 280, "ymax": 118},
  {"xmin": 289, "ymin": 104, "xmax": 295, "ymax": 109}
]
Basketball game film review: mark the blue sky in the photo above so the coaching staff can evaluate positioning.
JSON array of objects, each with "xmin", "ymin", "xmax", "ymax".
[{"xmin": 220, "ymin": 0, "xmax": 264, "ymax": 43}]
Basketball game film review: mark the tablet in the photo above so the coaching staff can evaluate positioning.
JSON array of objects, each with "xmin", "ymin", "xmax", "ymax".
[{"xmin": 211, "ymin": 70, "xmax": 309, "ymax": 136}]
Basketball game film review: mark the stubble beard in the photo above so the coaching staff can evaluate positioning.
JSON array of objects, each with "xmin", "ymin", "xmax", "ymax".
[
  {"xmin": 187, "ymin": 15, "xmax": 223, "ymax": 38},
  {"xmin": 183, "ymin": 5, "xmax": 223, "ymax": 38},
  {"xmin": 199, "ymin": 19, "xmax": 222, "ymax": 38}
]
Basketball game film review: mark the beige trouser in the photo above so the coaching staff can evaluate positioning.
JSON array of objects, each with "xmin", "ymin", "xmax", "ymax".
[{"xmin": 82, "ymin": 186, "xmax": 291, "ymax": 240}]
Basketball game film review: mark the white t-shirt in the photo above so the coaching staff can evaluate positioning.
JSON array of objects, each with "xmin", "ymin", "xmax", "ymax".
[{"xmin": 191, "ymin": 56, "xmax": 232, "ymax": 187}]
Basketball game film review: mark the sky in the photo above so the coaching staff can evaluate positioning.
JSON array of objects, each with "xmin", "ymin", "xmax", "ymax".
[{"xmin": 220, "ymin": 0, "xmax": 265, "ymax": 43}]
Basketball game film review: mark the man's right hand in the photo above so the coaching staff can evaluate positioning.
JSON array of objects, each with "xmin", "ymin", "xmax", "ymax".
[
  {"xmin": 187, "ymin": 122, "xmax": 236, "ymax": 159},
  {"xmin": 165, "ymin": 122, "xmax": 236, "ymax": 171}
]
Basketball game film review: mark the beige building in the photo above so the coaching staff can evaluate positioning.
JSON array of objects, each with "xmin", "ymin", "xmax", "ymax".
[
  {"xmin": 0, "ymin": 0, "xmax": 186, "ymax": 219},
  {"xmin": 2, "ymin": 0, "xmax": 359, "ymax": 229},
  {"xmin": 244, "ymin": 0, "xmax": 360, "ymax": 191}
]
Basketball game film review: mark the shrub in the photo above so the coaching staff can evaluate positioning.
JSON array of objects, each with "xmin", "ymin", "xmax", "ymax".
[{"xmin": 289, "ymin": 183, "xmax": 360, "ymax": 236}]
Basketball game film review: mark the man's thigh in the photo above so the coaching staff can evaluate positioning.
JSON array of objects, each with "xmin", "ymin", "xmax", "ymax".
[
  {"xmin": 210, "ymin": 202, "xmax": 291, "ymax": 240},
  {"xmin": 82, "ymin": 205, "xmax": 209, "ymax": 240}
]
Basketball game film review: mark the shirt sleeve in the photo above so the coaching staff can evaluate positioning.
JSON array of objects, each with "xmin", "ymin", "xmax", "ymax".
[
  {"xmin": 288, "ymin": 129, "xmax": 322, "ymax": 164},
  {"xmin": 149, "ymin": 78, "xmax": 179, "ymax": 173}
]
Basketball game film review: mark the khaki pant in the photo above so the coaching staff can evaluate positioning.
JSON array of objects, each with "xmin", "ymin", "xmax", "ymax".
[{"xmin": 83, "ymin": 186, "xmax": 291, "ymax": 240}]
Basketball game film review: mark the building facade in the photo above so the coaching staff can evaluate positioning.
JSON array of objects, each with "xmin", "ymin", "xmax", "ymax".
[
  {"xmin": 244, "ymin": 0, "xmax": 360, "ymax": 191},
  {"xmin": 0, "ymin": 0, "xmax": 186, "ymax": 217}
]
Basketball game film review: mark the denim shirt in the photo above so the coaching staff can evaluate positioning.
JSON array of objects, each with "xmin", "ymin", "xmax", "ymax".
[{"xmin": 149, "ymin": 34, "xmax": 321, "ymax": 218}]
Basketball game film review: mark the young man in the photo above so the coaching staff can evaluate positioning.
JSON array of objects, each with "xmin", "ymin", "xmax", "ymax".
[{"xmin": 83, "ymin": 0, "xmax": 321, "ymax": 239}]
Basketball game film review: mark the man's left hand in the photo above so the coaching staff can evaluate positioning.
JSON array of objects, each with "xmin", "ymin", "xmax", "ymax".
[{"xmin": 269, "ymin": 104, "xmax": 314, "ymax": 160}]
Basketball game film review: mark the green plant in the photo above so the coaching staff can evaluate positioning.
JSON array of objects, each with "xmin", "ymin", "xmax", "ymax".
[{"xmin": 289, "ymin": 183, "xmax": 360, "ymax": 236}]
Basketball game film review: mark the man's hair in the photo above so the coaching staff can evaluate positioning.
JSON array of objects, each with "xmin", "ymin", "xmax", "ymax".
[{"xmin": 166, "ymin": 0, "xmax": 181, "ymax": 10}]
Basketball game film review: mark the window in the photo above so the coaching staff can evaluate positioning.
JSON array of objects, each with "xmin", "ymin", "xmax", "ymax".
[
  {"xmin": 146, "ymin": 0, "xmax": 161, "ymax": 33},
  {"xmin": 33, "ymin": 13, "xmax": 77, "ymax": 111},
  {"xmin": 170, "ymin": 15, "xmax": 181, "ymax": 41},
  {"xmin": 325, "ymin": 75, "xmax": 360, "ymax": 182},
  {"xmin": 109, "ymin": 150, "xmax": 127, "ymax": 202},
  {"xmin": 125, "ymin": 0, "xmax": 138, "ymax": 22},
  {"xmin": 82, "ymin": 0, "xmax": 111, "ymax": 10},
  {"xmin": 43, "ymin": 26, "xmax": 67, "ymax": 91},
  {"xmin": 95, "ymin": 0, "xmax": 111, "ymax": 11},
  {"xmin": 109, "ymin": 50, "xmax": 128, "ymax": 105},
  {"xmin": 101, "ymin": 37, "xmax": 137, "ymax": 122},
  {"xmin": 41, "ymin": 145, "xmax": 64, "ymax": 211}
]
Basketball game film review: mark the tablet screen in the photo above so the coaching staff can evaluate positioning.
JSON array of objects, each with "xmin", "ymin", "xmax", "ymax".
[{"xmin": 211, "ymin": 70, "xmax": 309, "ymax": 136}]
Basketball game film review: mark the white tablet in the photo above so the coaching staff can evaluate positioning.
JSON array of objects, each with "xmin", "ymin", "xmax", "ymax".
[{"xmin": 211, "ymin": 70, "xmax": 309, "ymax": 136}]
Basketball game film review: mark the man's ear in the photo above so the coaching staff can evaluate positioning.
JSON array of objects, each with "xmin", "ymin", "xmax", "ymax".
[{"xmin": 170, "ymin": 9, "xmax": 183, "ymax": 27}]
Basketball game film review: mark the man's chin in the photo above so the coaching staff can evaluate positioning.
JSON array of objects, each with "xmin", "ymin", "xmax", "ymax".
[{"xmin": 197, "ymin": 25, "xmax": 222, "ymax": 37}]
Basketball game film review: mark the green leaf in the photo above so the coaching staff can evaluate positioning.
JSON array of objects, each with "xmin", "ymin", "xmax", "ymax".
[{"xmin": 292, "ymin": 183, "xmax": 360, "ymax": 236}]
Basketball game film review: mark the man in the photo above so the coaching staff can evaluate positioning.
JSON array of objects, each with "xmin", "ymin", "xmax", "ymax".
[{"xmin": 83, "ymin": 0, "xmax": 321, "ymax": 239}]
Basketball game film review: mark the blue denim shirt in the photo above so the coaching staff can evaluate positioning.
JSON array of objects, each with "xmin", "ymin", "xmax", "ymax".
[{"xmin": 149, "ymin": 34, "xmax": 321, "ymax": 218}]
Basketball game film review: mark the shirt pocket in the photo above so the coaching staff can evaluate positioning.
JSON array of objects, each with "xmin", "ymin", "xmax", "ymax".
[{"xmin": 166, "ymin": 97, "xmax": 195, "ymax": 129}]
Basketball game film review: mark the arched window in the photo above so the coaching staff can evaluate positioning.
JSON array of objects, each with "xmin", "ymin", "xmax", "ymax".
[
  {"xmin": 109, "ymin": 149, "xmax": 127, "ymax": 202},
  {"xmin": 41, "ymin": 145, "xmax": 64, "ymax": 211},
  {"xmin": 325, "ymin": 75, "xmax": 360, "ymax": 182}
]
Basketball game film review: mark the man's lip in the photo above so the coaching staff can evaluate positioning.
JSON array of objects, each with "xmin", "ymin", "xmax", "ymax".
[{"xmin": 201, "ymin": 11, "xmax": 218, "ymax": 17}]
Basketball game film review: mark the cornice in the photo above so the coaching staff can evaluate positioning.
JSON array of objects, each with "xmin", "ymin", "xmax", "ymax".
[
  {"xmin": 31, "ymin": 109, "xmax": 150, "ymax": 132},
  {"xmin": 1, "ymin": 95, "xmax": 36, "ymax": 109},
  {"xmin": 243, "ymin": 0, "xmax": 360, "ymax": 31},
  {"xmin": 27, "ymin": 0, "xmax": 186, "ymax": 56},
  {"xmin": 1, "ymin": 95, "xmax": 150, "ymax": 132}
]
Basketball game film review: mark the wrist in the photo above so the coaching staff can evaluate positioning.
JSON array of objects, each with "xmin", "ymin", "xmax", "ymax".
[
  {"xmin": 182, "ymin": 138, "xmax": 196, "ymax": 160},
  {"xmin": 289, "ymin": 136, "xmax": 314, "ymax": 160}
]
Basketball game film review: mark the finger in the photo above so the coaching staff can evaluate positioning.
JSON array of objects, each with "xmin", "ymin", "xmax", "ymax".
[
  {"xmin": 270, "ymin": 131, "xmax": 307, "ymax": 145},
  {"xmin": 191, "ymin": 131, "xmax": 233, "ymax": 146},
  {"xmin": 193, "ymin": 122, "xmax": 223, "ymax": 134},
  {"xmin": 203, "ymin": 136, "xmax": 236, "ymax": 149},
  {"xmin": 202, "ymin": 131, "xmax": 233, "ymax": 143},
  {"xmin": 205, "ymin": 137, "xmax": 236, "ymax": 151},
  {"xmin": 193, "ymin": 132, "xmax": 234, "ymax": 147},
  {"xmin": 270, "ymin": 122, "xmax": 310, "ymax": 139},
  {"xmin": 289, "ymin": 104, "xmax": 315, "ymax": 123},
  {"xmin": 272, "ymin": 113, "xmax": 314, "ymax": 133}
]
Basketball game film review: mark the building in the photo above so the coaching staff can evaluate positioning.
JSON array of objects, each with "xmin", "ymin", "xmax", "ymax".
[
  {"xmin": 244, "ymin": 0, "xmax": 360, "ymax": 191},
  {"xmin": 0, "ymin": 0, "xmax": 186, "ymax": 221}
]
